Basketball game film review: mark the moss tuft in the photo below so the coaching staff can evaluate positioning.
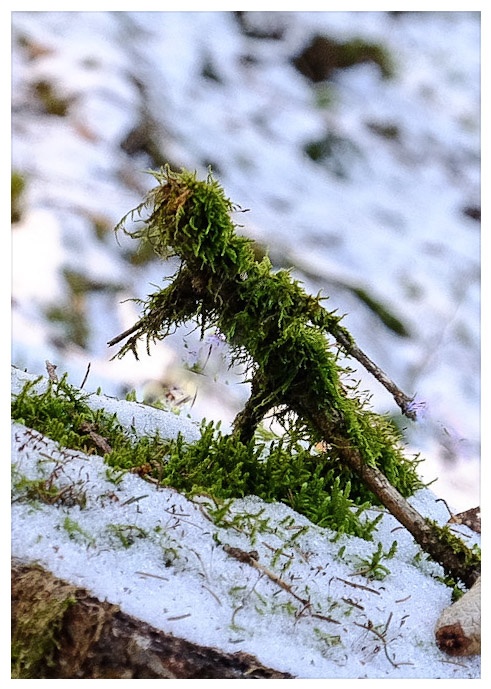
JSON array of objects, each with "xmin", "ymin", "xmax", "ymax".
[{"xmin": 112, "ymin": 167, "xmax": 423, "ymax": 501}]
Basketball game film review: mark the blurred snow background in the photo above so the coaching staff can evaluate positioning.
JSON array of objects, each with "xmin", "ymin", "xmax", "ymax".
[{"xmin": 11, "ymin": 11, "xmax": 480, "ymax": 510}]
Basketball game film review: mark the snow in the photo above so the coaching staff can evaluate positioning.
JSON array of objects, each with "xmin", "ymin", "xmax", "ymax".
[
  {"xmin": 10, "ymin": 11, "xmax": 480, "ymax": 510},
  {"xmin": 10, "ymin": 366, "xmax": 481, "ymax": 679},
  {"xmin": 9, "ymin": 9, "xmax": 484, "ymax": 678}
]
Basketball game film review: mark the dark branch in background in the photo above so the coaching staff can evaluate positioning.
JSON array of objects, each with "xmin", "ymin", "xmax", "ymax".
[{"xmin": 108, "ymin": 167, "xmax": 480, "ymax": 589}]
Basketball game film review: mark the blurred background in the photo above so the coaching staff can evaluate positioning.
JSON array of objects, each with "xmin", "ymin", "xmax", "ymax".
[{"xmin": 11, "ymin": 11, "xmax": 480, "ymax": 510}]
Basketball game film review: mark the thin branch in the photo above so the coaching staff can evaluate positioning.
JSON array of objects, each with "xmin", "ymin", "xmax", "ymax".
[{"xmin": 332, "ymin": 330, "xmax": 417, "ymax": 419}]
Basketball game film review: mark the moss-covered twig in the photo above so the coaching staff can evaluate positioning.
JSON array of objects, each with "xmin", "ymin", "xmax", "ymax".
[{"xmin": 108, "ymin": 166, "xmax": 479, "ymax": 588}]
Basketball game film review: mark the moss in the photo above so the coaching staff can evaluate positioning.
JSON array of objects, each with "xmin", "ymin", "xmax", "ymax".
[
  {"xmin": 426, "ymin": 520, "xmax": 481, "ymax": 584},
  {"xmin": 293, "ymin": 34, "xmax": 394, "ymax": 83},
  {"xmin": 111, "ymin": 167, "xmax": 422, "ymax": 498},
  {"xmin": 11, "ymin": 564, "xmax": 77, "ymax": 678},
  {"xmin": 11, "ymin": 171, "xmax": 26, "ymax": 224},
  {"xmin": 12, "ymin": 468, "xmax": 88, "ymax": 509},
  {"xmin": 33, "ymin": 79, "xmax": 71, "ymax": 117},
  {"xmin": 11, "ymin": 375, "xmax": 379, "ymax": 538},
  {"xmin": 106, "ymin": 523, "xmax": 149, "ymax": 548},
  {"xmin": 12, "ymin": 374, "xmax": 146, "ymax": 460},
  {"xmin": 149, "ymin": 420, "xmax": 383, "ymax": 538}
]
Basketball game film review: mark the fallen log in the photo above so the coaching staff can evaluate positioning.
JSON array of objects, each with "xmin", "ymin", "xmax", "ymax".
[{"xmin": 11, "ymin": 559, "xmax": 293, "ymax": 679}]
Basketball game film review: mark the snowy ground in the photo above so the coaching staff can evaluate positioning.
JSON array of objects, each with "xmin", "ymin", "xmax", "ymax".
[
  {"xmin": 10, "ymin": 10, "xmax": 484, "ymax": 679},
  {"xmin": 11, "ymin": 367, "xmax": 481, "ymax": 679},
  {"xmin": 10, "ymin": 10, "xmax": 481, "ymax": 510}
]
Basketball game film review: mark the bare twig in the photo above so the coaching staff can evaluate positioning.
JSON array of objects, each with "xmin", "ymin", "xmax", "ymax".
[
  {"xmin": 45, "ymin": 360, "xmax": 58, "ymax": 382},
  {"xmin": 354, "ymin": 613, "xmax": 413, "ymax": 669},
  {"xmin": 332, "ymin": 330, "xmax": 417, "ymax": 419},
  {"xmin": 80, "ymin": 362, "xmax": 91, "ymax": 389},
  {"xmin": 223, "ymin": 544, "xmax": 340, "ymax": 624}
]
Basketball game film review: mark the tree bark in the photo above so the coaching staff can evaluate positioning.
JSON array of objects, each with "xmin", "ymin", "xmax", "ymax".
[{"xmin": 11, "ymin": 559, "xmax": 293, "ymax": 679}]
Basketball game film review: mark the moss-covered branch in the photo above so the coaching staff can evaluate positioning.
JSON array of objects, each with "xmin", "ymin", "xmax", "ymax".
[{"xmin": 108, "ymin": 166, "xmax": 479, "ymax": 588}]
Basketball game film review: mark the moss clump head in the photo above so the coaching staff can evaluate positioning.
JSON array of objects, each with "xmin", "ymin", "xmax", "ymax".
[{"xmin": 117, "ymin": 166, "xmax": 256, "ymax": 276}]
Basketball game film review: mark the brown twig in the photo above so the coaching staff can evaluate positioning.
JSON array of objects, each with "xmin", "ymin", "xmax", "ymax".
[{"xmin": 223, "ymin": 544, "xmax": 340, "ymax": 625}]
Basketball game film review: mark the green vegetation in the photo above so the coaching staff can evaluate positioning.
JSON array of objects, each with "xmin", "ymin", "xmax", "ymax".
[
  {"xmin": 111, "ymin": 167, "xmax": 422, "ymax": 495},
  {"xmin": 11, "ymin": 171, "xmax": 26, "ymax": 224},
  {"xmin": 12, "ymin": 564, "xmax": 77, "ymax": 679},
  {"xmin": 62, "ymin": 516, "xmax": 95, "ymax": 547},
  {"xmin": 11, "ymin": 167, "xmax": 480, "ymax": 587},
  {"xmin": 12, "ymin": 374, "xmax": 380, "ymax": 538},
  {"xmin": 33, "ymin": 79, "xmax": 71, "ymax": 116},
  {"xmin": 104, "ymin": 167, "xmax": 479, "ymax": 587},
  {"xmin": 353, "ymin": 540, "xmax": 398, "ymax": 581},
  {"xmin": 106, "ymin": 523, "xmax": 149, "ymax": 548}
]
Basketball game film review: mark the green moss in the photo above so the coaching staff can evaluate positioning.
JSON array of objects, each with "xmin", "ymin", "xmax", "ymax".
[
  {"xmin": 12, "ymin": 468, "xmax": 88, "ymax": 510},
  {"xmin": 11, "ymin": 375, "xmax": 379, "ymax": 538},
  {"xmin": 11, "ymin": 565, "xmax": 76, "ymax": 678},
  {"xmin": 293, "ymin": 34, "xmax": 394, "ymax": 83},
  {"xmin": 62, "ymin": 517, "xmax": 95, "ymax": 547},
  {"xmin": 33, "ymin": 79, "xmax": 71, "ymax": 116},
  {"xmin": 106, "ymin": 523, "xmax": 149, "ymax": 548},
  {"xmin": 111, "ymin": 167, "xmax": 421, "ymax": 498},
  {"xmin": 353, "ymin": 540, "xmax": 398, "ymax": 581},
  {"xmin": 426, "ymin": 520, "xmax": 481, "ymax": 581},
  {"xmin": 11, "ymin": 171, "xmax": 26, "ymax": 224},
  {"xmin": 12, "ymin": 375, "xmax": 123, "ymax": 455},
  {"xmin": 150, "ymin": 420, "xmax": 383, "ymax": 539}
]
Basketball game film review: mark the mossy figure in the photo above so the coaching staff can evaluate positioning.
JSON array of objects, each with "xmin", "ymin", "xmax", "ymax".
[{"xmin": 109, "ymin": 167, "xmax": 479, "ymax": 588}]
